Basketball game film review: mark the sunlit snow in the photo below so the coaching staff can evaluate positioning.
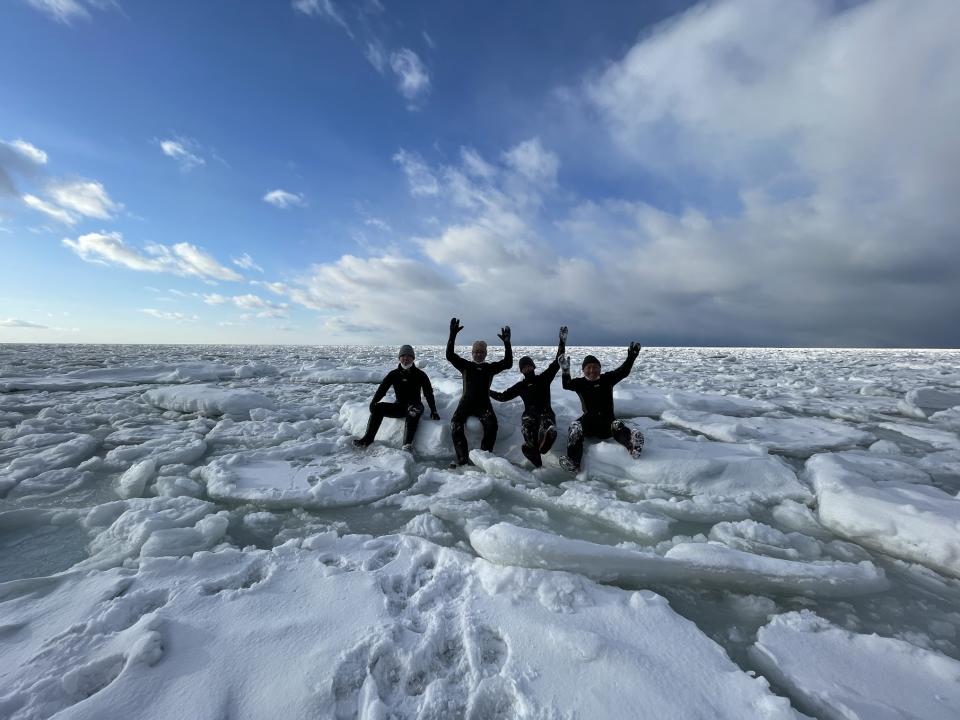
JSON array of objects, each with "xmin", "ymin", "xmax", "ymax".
[{"xmin": 2, "ymin": 344, "xmax": 960, "ymax": 719}]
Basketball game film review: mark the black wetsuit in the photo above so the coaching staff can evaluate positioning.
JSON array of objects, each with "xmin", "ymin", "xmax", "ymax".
[
  {"xmin": 447, "ymin": 335, "xmax": 512, "ymax": 464},
  {"xmin": 562, "ymin": 353, "xmax": 641, "ymax": 467},
  {"xmin": 359, "ymin": 365, "xmax": 438, "ymax": 446},
  {"xmin": 490, "ymin": 351, "xmax": 563, "ymax": 466}
]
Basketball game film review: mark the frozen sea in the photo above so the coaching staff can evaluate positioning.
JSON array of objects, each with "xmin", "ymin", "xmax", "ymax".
[{"xmin": 2, "ymin": 343, "xmax": 960, "ymax": 719}]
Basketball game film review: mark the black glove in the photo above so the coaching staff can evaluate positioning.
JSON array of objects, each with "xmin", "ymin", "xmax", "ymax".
[
  {"xmin": 430, "ymin": 411, "xmax": 440, "ymax": 421},
  {"xmin": 497, "ymin": 325, "xmax": 511, "ymax": 342},
  {"xmin": 559, "ymin": 354, "xmax": 571, "ymax": 372},
  {"xmin": 559, "ymin": 326, "xmax": 568, "ymax": 343},
  {"xmin": 450, "ymin": 317, "xmax": 463, "ymax": 335},
  {"xmin": 628, "ymin": 341, "xmax": 642, "ymax": 358}
]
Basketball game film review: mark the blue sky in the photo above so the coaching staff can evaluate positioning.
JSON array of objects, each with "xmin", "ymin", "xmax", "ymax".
[{"xmin": 2, "ymin": 0, "xmax": 959, "ymax": 347}]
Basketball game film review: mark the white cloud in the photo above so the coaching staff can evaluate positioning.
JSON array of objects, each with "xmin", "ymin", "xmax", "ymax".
[
  {"xmin": 141, "ymin": 309, "xmax": 199, "ymax": 322},
  {"xmin": 23, "ymin": 194, "xmax": 77, "ymax": 225},
  {"xmin": 203, "ymin": 293, "xmax": 229, "ymax": 305},
  {"xmin": 232, "ymin": 252, "xmax": 264, "ymax": 272},
  {"xmin": 292, "ymin": 0, "xmax": 351, "ymax": 36},
  {"xmin": 63, "ymin": 232, "xmax": 243, "ymax": 282},
  {"xmin": 263, "ymin": 189, "xmax": 306, "ymax": 208},
  {"xmin": 47, "ymin": 179, "xmax": 120, "ymax": 220},
  {"xmin": 392, "ymin": 150, "xmax": 439, "ymax": 197},
  {"xmin": 0, "ymin": 318, "xmax": 50, "ymax": 329},
  {"xmin": 1, "ymin": 138, "xmax": 48, "ymax": 195},
  {"xmin": 251, "ymin": 281, "xmax": 290, "ymax": 296},
  {"xmin": 365, "ymin": 42, "xmax": 387, "ymax": 73},
  {"xmin": 230, "ymin": 293, "xmax": 290, "ymax": 318},
  {"xmin": 390, "ymin": 48, "xmax": 430, "ymax": 106},
  {"xmin": 7, "ymin": 139, "xmax": 47, "ymax": 165},
  {"xmin": 27, "ymin": 0, "xmax": 89, "ymax": 24},
  {"xmin": 159, "ymin": 138, "xmax": 205, "ymax": 171}
]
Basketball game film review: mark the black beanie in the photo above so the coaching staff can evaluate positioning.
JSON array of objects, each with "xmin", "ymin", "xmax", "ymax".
[
  {"xmin": 518, "ymin": 356, "xmax": 535, "ymax": 371},
  {"xmin": 582, "ymin": 354, "xmax": 601, "ymax": 368}
]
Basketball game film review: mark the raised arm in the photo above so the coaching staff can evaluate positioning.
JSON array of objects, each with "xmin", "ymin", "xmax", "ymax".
[
  {"xmin": 446, "ymin": 317, "xmax": 468, "ymax": 371},
  {"xmin": 559, "ymin": 353, "xmax": 576, "ymax": 390},
  {"xmin": 606, "ymin": 341, "xmax": 642, "ymax": 384},
  {"xmin": 543, "ymin": 326, "xmax": 567, "ymax": 383},
  {"xmin": 490, "ymin": 325, "xmax": 513, "ymax": 374},
  {"xmin": 490, "ymin": 381, "xmax": 522, "ymax": 403}
]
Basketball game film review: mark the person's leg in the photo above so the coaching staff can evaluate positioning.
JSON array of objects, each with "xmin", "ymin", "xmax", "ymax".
[
  {"xmin": 449, "ymin": 406, "xmax": 471, "ymax": 465},
  {"xmin": 478, "ymin": 407, "xmax": 499, "ymax": 452},
  {"xmin": 538, "ymin": 411, "xmax": 557, "ymax": 453},
  {"xmin": 356, "ymin": 401, "xmax": 403, "ymax": 445},
  {"xmin": 564, "ymin": 418, "xmax": 585, "ymax": 469},
  {"xmin": 402, "ymin": 403, "xmax": 424, "ymax": 446},
  {"xmin": 520, "ymin": 413, "xmax": 542, "ymax": 467},
  {"xmin": 610, "ymin": 419, "xmax": 644, "ymax": 457}
]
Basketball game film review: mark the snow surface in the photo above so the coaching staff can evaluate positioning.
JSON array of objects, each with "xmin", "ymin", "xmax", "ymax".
[{"xmin": 3, "ymin": 344, "xmax": 960, "ymax": 717}]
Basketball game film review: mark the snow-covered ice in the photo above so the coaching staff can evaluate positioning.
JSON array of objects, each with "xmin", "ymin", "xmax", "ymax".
[{"xmin": 3, "ymin": 344, "xmax": 960, "ymax": 717}]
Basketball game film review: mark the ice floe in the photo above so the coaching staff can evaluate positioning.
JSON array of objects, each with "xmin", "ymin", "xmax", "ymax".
[
  {"xmin": 750, "ymin": 611, "xmax": 960, "ymax": 719},
  {"xmin": 143, "ymin": 385, "xmax": 275, "ymax": 418}
]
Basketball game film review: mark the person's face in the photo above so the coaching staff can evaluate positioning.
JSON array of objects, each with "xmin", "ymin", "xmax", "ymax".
[
  {"xmin": 399, "ymin": 354, "xmax": 414, "ymax": 369},
  {"xmin": 472, "ymin": 346, "xmax": 487, "ymax": 363},
  {"xmin": 583, "ymin": 362, "xmax": 601, "ymax": 381}
]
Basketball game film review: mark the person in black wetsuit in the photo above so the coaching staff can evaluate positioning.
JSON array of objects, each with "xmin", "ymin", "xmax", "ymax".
[
  {"xmin": 490, "ymin": 326, "xmax": 567, "ymax": 468},
  {"xmin": 559, "ymin": 340, "xmax": 644, "ymax": 472},
  {"xmin": 353, "ymin": 344, "xmax": 440, "ymax": 452},
  {"xmin": 446, "ymin": 317, "xmax": 512, "ymax": 466}
]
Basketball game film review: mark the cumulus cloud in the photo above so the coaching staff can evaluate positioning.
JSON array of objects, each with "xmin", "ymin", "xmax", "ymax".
[
  {"xmin": 390, "ymin": 48, "xmax": 430, "ymax": 106},
  {"xmin": 63, "ymin": 232, "xmax": 244, "ymax": 282},
  {"xmin": 159, "ymin": 138, "xmax": 205, "ymax": 171},
  {"xmin": 232, "ymin": 252, "xmax": 264, "ymax": 272},
  {"xmin": 263, "ymin": 189, "xmax": 306, "ymax": 208},
  {"xmin": 1, "ymin": 138, "xmax": 47, "ymax": 195},
  {"xmin": 0, "ymin": 318, "xmax": 50, "ymax": 329},
  {"xmin": 141, "ymin": 309, "xmax": 200, "ymax": 322}
]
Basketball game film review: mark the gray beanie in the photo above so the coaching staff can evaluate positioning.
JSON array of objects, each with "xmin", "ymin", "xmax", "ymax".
[{"xmin": 398, "ymin": 344, "xmax": 415, "ymax": 359}]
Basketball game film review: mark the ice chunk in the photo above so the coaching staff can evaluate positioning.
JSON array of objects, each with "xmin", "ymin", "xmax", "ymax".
[
  {"xmin": 584, "ymin": 428, "xmax": 811, "ymax": 506},
  {"xmin": 878, "ymin": 420, "xmax": 960, "ymax": 450},
  {"xmin": 143, "ymin": 385, "xmax": 274, "ymax": 418},
  {"xmin": 0, "ymin": 433, "xmax": 98, "ymax": 490},
  {"xmin": 662, "ymin": 409, "xmax": 874, "ymax": 457},
  {"xmin": 750, "ymin": 611, "xmax": 960, "ymax": 720},
  {"xmin": 118, "ymin": 459, "xmax": 157, "ymax": 498},
  {"xmin": 202, "ymin": 442, "xmax": 413, "ymax": 508},
  {"xmin": 666, "ymin": 390, "xmax": 778, "ymax": 416},
  {"xmin": 808, "ymin": 451, "xmax": 960, "ymax": 578},
  {"xmin": 931, "ymin": 406, "xmax": 960, "ymax": 431},
  {"xmin": 471, "ymin": 523, "xmax": 888, "ymax": 598},
  {"xmin": 611, "ymin": 384, "xmax": 671, "ymax": 418},
  {"xmin": 906, "ymin": 387, "xmax": 960, "ymax": 411}
]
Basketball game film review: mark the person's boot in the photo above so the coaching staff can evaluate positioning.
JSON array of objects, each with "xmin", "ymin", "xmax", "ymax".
[
  {"xmin": 521, "ymin": 444, "xmax": 542, "ymax": 468},
  {"xmin": 630, "ymin": 429, "xmax": 645, "ymax": 458},
  {"xmin": 353, "ymin": 437, "xmax": 371, "ymax": 448},
  {"xmin": 402, "ymin": 443, "xmax": 414, "ymax": 454},
  {"xmin": 559, "ymin": 455, "xmax": 580, "ymax": 473}
]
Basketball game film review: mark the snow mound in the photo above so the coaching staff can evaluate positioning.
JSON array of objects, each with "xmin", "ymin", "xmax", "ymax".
[
  {"xmin": 662, "ymin": 409, "xmax": 874, "ymax": 457},
  {"xmin": 750, "ymin": 611, "xmax": 960, "ymax": 720},
  {"xmin": 202, "ymin": 441, "xmax": 413, "ymax": 508},
  {"xmin": 0, "ymin": 533, "xmax": 797, "ymax": 720},
  {"xmin": 143, "ymin": 385, "xmax": 274, "ymax": 418},
  {"xmin": 471, "ymin": 523, "xmax": 888, "ymax": 598},
  {"xmin": 807, "ymin": 451, "xmax": 960, "ymax": 578}
]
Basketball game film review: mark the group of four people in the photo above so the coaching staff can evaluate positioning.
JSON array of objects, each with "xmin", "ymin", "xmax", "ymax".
[{"xmin": 353, "ymin": 318, "xmax": 644, "ymax": 472}]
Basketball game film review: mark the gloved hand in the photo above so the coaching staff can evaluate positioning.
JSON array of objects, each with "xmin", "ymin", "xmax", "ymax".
[
  {"xmin": 498, "ymin": 325, "xmax": 511, "ymax": 342},
  {"xmin": 450, "ymin": 317, "xmax": 463, "ymax": 335},
  {"xmin": 559, "ymin": 354, "xmax": 570, "ymax": 372},
  {"xmin": 628, "ymin": 341, "xmax": 642, "ymax": 358},
  {"xmin": 430, "ymin": 411, "xmax": 440, "ymax": 421},
  {"xmin": 559, "ymin": 326, "xmax": 568, "ymax": 343}
]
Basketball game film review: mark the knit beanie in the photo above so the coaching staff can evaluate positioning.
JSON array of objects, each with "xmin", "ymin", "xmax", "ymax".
[
  {"xmin": 398, "ymin": 344, "xmax": 415, "ymax": 359},
  {"xmin": 581, "ymin": 354, "xmax": 601, "ymax": 368}
]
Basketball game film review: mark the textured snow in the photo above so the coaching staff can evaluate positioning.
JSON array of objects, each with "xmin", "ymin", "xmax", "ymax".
[
  {"xmin": 750, "ymin": 611, "xmax": 960, "ymax": 719},
  {"xmin": 3, "ymin": 344, "xmax": 960, "ymax": 717}
]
